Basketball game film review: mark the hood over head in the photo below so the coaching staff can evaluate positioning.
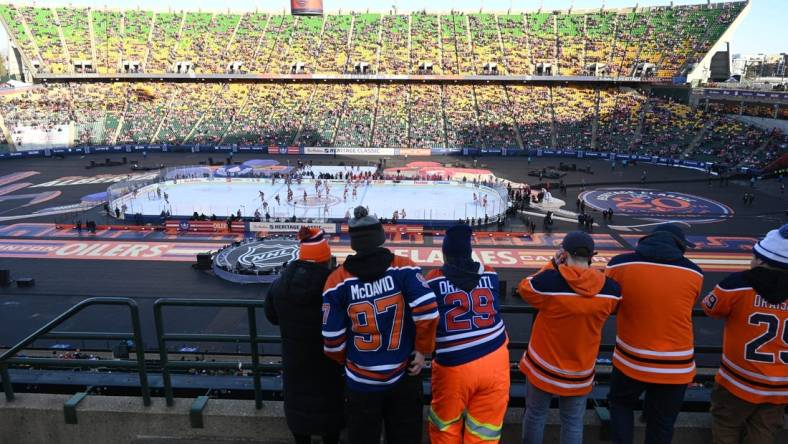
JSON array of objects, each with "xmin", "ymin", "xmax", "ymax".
[
  {"xmin": 281, "ymin": 260, "xmax": 332, "ymax": 305},
  {"xmin": 744, "ymin": 266, "xmax": 788, "ymax": 305},
  {"xmin": 343, "ymin": 247, "xmax": 395, "ymax": 282},
  {"xmin": 442, "ymin": 261, "xmax": 484, "ymax": 293},
  {"xmin": 636, "ymin": 230, "xmax": 686, "ymax": 262}
]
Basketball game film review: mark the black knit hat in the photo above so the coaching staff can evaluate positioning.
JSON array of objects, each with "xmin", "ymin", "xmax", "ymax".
[
  {"xmin": 443, "ymin": 224, "xmax": 473, "ymax": 261},
  {"xmin": 348, "ymin": 206, "xmax": 386, "ymax": 253}
]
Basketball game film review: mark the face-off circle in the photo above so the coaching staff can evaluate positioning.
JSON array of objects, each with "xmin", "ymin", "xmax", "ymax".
[
  {"xmin": 580, "ymin": 188, "xmax": 733, "ymax": 222},
  {"xmin": 290, "ymin": 194, "xmax": 342, "ymax": 209}
]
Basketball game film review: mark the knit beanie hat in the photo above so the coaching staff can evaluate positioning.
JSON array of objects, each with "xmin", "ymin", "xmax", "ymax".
[
  {"xmin": 443, "ymin": 224, "xmax": 473, "ymax": 262},
  {"xmin": 298, "ymin": 227, "xmax": 331, "ymax": 263},
  {"xmin": 348, "ymin": 206, "xmax": 386, "ymax": 253},
  {"xmin": 753, "ymin": 224, "xmax": 788, "ymax": 269}
]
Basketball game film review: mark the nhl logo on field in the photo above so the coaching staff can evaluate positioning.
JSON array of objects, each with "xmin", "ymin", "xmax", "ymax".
[
  {"xmin": 237, "ymin": 242, "xmax": 299, "ymax": 269},
  {"xmin": 212, "ymin": 238, "xmax": 299, "ymax": 284}
]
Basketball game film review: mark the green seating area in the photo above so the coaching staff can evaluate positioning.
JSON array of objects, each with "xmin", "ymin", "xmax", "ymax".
[
  {"xmin": 121, "ymin": 10, "xmax": 153, "ymax": 68},
  {"xmin": 0, "ymin": 2, "xmax": 746, "ymax": 77},
  {"xmin": 224, "ymin": 13, "xmax": 268, "ymax": 74},
  {"xmin": 19, "ymin": 6, "xmax": 69, "ymax": 73},
  {"xmin": 468, "ymin": 13, "xmax": 503, "ymax": 73},
  {"xmin": 56, "ymin": 7, "xmax": 91, "ymax": 65},
  {"xmin": 378, "ymin": 14, "xmax": 410, "ymax": 74},
  {"xmin": 281, "ymin": 15, "xmax": 324, "ymax": 74},
  {"xmin": 92, "ymin": 10, "xmax": 122, "ymax": 73},
  {"xmin": 172, "ymin": 13, "xmax": 218, "ymax": 71},
  {"xmin": 497, "ymin": 14, "xmax": 529, "ymax": 74},
  {"xmin": 0, "ymin": 5, "xmax": 36, "ymax": 64},
  {"xmin": 348, "ymin": 14, "xmax": 381, "ymax": 70},
  {"xmin": 556, "ymin": 14, "xmax": 584, "ymax": 75},
  {"xmin": 147, "ymin": 12, "xmax": 182, "ymax": 72},
  {"xmin": 441, "ymin": 14, "xmax": 475, "ymax": 75},
  {"xmin": 0, "ymin": 80, "xmax": 779, "ymax": 168},
  {"xmin": 372, "ymin": 85, "xmax": 409, "ymax": 148}
]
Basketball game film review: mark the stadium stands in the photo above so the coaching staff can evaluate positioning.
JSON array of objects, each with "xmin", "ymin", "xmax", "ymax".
[
  {"xmin": 0, "ymin": 81, "xmax": 781, "ymax": 167},
  {"xmin": 0, "ymin": 1, "xmax": 783, "ymax": 168},
  {"xmin": 0, "ymin": 2, "xmax": 747, "ymax": 76}
]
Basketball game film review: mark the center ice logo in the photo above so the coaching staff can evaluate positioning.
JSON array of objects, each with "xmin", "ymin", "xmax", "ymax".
[
  {"xmin": 237, "ymin": 243, "xmax": 299, "ymax": 269},
  {"xmin": 580, "ymin": 188, "xmax": 733, "ymax": 222}
]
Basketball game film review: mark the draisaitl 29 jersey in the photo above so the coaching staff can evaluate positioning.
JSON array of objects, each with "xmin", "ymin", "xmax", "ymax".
[
  {"xmin": 703, "ymin": 272, "xmax": 788, "ymax": 404},
  {"xmin": 425, "ymin": 264, "xmax": 507, "ymax": 367},
  {"xmin": 322, "ymin": 256, "xmax": 439, "ymax": 391}
]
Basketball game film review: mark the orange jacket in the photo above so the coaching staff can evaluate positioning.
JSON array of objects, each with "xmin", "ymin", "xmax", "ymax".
[
  {"xmin": 703, "ymin": 270, "xmax": 788, "ymax": 405},
  {"xmin": 518, "ymin": 262, "xmax": 621, "ymax": 396},
  {"xmin": 606, "ymin": 247, "xmax": 703, "ymax": 384}
]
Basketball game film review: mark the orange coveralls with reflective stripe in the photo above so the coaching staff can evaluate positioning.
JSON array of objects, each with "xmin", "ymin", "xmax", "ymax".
[{"xmin": 426, "ymin": 266, "xmax": 510, "ymax": 443}]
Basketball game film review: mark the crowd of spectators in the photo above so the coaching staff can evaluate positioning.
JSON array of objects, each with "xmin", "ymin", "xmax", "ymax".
[
  {"xmin": 1, "ymin": 3, "xmax": 746, "ymax": 77},
  {"xmin": 1, "ymin": 81, "xmax": 784, "ymax": 168}
]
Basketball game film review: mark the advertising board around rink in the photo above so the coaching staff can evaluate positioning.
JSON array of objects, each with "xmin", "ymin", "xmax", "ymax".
[
  {"xmin": 248, "ymin": 222, "xmax": 338, "ymax": 234},
  {"xmin": 0, "ymin": 239, "xmax": 751, "ymax": 272}
]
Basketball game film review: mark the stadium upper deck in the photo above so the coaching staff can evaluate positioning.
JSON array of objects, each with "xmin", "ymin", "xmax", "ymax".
[{"xmin": 0, "ymin": 1, "xmax": 746, "ymax": 79}]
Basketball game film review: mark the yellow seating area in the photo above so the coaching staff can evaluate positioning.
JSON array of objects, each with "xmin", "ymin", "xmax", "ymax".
[
  {"xmin": 0, "ymin": 81, "xmax": 776, "ymax": 167},
  {"xmin": 0, "ymin": 3, "xmax": 745, "ymax": 77}
]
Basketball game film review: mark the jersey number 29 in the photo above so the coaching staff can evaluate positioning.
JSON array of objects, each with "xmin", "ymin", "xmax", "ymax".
[
  {"xmin": 744, "ymin": 313, "xmax": 788, "ymax": 364},
  {"xmin": 445, "ymin": 288, "xmax": 496, "ymax": 332}
]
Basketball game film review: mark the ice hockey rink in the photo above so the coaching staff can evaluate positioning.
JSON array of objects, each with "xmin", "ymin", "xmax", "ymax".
[{"xmin": 115, "ymin": 178, "xmax": 508, "ymax": 222}]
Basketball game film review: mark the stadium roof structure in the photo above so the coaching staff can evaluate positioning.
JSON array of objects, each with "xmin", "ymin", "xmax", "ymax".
[{"xmin": 0, "ymin": 1, "xmax": 750, "ymax": 84}]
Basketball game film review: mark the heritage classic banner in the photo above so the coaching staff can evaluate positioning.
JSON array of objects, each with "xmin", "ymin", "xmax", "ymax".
[
  {"xmin": 0, "ymin": 239, "xmax": 751, "ymax": 272},
  {"xmin": 249, "ymin": 222, "xmax": 338, "ymax": 234}
]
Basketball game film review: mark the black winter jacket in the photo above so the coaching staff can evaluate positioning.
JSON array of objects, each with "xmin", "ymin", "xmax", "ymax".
[{"xmin": 264, "ymin": 260, "xmax": 345, "ymax": 435}]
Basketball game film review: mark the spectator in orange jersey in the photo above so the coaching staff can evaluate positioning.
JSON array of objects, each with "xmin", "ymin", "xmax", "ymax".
[
  {"xmin": 426, "ymin": 224, "xmax": 510, "ymax": 443},
  {"xmin": 518, "ymin": 231, "xmax": 621, "ymax": 444},
  {"xmin": 605, "ymin": 224, "xmax": 704, "ymax": 444},
  {"xmin": 703, "ymin": 224, "xmax": 788, "ymax": 444}
]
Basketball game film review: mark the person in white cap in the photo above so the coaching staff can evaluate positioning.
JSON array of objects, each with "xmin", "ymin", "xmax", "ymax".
[{"xmin": 703, "ymin": 224, "xmax": 788, "ymax": 444}]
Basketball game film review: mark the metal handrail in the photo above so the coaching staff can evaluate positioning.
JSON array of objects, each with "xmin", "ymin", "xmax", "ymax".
[
  {"xmin": 0, "ymin": 298, "xmax": 725, "ymax": 410},
  {"xmin": 153, "ymin": 298, "xmax": 267, "ymax": 409},
  {"xmin": 0, "ymin": 297, "xmax": 150, "ymax": 405}
]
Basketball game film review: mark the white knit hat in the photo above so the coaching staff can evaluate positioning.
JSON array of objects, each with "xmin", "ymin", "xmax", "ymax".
[{"xmin": 753, "ymin": 224, "xmax": 788, "ymax": 269}]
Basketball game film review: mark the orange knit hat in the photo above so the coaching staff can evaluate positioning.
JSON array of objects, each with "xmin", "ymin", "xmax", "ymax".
[{"xmin": 298, "ymin": 227, "xmax": 331, "ymax": 263}]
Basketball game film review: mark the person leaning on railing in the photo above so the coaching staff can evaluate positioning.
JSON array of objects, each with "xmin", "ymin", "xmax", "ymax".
[
  {"xmin": 517, "ymin": 231, "xmax": 621, "ymax": 444},
  {"xmin": 702, "ymin": 224, "xmax": 788, "ymax": 444},
  {"xmin": 605, "ymin": 224, "xmax": 704, "ymax": 444},
  {"xmin": 425, "ymin": 224, "xmax": 510, "ymax": 443},
  {"xmin": 322, "ymin": 206, "xmax": 439, "ymax": 444},
  {"xmin": 264, "ymin": 227, "xmax": 344, "ymax": 444}
]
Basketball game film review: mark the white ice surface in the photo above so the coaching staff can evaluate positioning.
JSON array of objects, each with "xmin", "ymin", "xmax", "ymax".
[{"xmin": 116, "ymin": 178, "xmax": 506, "ymax": 221}]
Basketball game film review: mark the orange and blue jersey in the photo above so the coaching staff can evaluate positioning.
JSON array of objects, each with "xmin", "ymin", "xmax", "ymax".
[
  {"xmin": 426, "ymin": 264, "xmax": 507, "ymax": 367},
  {"xmin": 703, "ymin": 272, "xmax": 788, "ymax": 405},
  {"xmin": 322, "ymin": 255, "xmax": 439, "ymax": 391}
]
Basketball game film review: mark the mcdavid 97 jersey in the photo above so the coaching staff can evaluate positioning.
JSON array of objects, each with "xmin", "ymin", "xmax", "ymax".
[{"xmin": 322, "ymin": 256, "xmax": 439, "ymax": 391}]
